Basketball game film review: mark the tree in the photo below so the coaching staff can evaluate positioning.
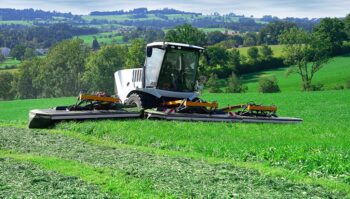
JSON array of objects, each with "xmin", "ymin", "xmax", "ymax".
[
  {"xmin": 258, "ymin": 76, "xmax": 280, "ymax": 93},
  {"xmin": 243, "ymin": 32, "xmax": 257, "ymax": 46},
  {"xmin": 204, "ymin": 46, "xmax": 228, "ymax": 66},
  {"xmin": 82, "ymin": 45, "xmax": 127, "ymax": 94},
  {"xmin": 344, "ymin": 14, "xmax": 350, "ymax": 39},
  {"xmin": 165, "ymin": 24, "xmax": 207, "ymax": 46},
  {"xmin": 126, "ymin": 38, "xmax": 146, "ymax": 69},
  {"xmin": 207, "ymin": 31, "xmax": 227, "ymax": 45},
  {"xmin": 258, "ymin": 21, "xmax": 296, "ymax": 45},
  {"xmin": 0, "ymin": 53, "xmax": 5, "ymax": 63},
  {"xmin": 313, "ymin": 18, "xmax": 347, "ymax": 55},
  {"xmin": 23, "ymin": 48, "xmax": 36, "ymax": 60},
  {"xmin": 10, "ymin": 45, "xmax": 26, "ymax": 60},
  {"xmin": 279, "ymin": 28, "xmax": 331, "ymax": 91},
  {"xmin": 206, "ymin": 73, "xmax": 222, "ymax": 93},
  {"xmin": 230, "ymin": 35, "xmax": 244, "ymax": 46},
  {"xmin": 260, "ymin": 45, "xmax": 273, "ymax": 60},
  {"xmin": 40, "ymin": 39, "xmax": 90, "ymax": 97},
  {"xmin": 225, "ymin": 72, "xmax": 247, "ymax": 93},
  {"xmin": 0, "ymin": 71, "xmax": 15, "ymax": 100},
  {"xmin": 247, "ymin": 46, "xmax": 259, "ymax": 63},
  {"xmin": 144, "ymin": 28, "xmax": 165, "ymax": 43},
  {"xmin": 14, "ymin": 58, "xmax": 42, "ymax": 99},
  {"xmin": 92, "ymin": 37, "xmax": 100, "ymax": 50},
  {"xmin": 227, "ymin": 49, "xmax": 240, "ymax": 70}
]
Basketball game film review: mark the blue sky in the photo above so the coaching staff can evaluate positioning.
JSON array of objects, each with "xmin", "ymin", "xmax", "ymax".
[{"xmin": 0, "ymin": 0, "xmax": 349, "ymax": 18}]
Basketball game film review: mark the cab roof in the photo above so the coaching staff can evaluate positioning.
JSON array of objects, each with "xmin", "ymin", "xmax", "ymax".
[{"xmin": 147, "ymin": 42, "xmax": 204, "ymax": 51}]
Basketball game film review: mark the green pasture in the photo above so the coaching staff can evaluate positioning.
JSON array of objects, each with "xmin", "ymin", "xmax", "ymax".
[
  {"xmin": 82, "ymin": 14, "xmax": 164, "ymax": 23},
  {"xmin": 242, "ymin": 54, "xmax": 350, "ymax": 92},
  {"xmin": 199, "ymin": 27, "xmax": 228, "ymax": 33},
  {"xmin": 0, "ymin": 58, "xmax": 21, "ymax": 69},
  {"xmin": 77, "ymin": 32, "xmax": 124, "ymax": 45},
  {"xmin": 237, "ymin": 45, "xmax": 285, "ymax": 58},
  {"xmin": 0, "ymin": 20, "xmax": 33, "ymax": 26}
]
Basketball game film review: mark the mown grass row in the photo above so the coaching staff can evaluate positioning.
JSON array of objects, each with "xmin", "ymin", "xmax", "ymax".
[
  {"xmin": 1, "ymin": 90, "xmax": 349, "ymax": 185},
  {"xmin": 55, "ymin": 90, "xmax": 350, "ymax": 185},
  {"xmin": 1, "ymin": 126, "xmax": 347, "ymax": 198},
  {"xmin": 0, "ymin": 149, "xmax": 170, "ymax": 198},
  {"xmin": 50, "ymin": 128, "xmax": 350, "ymax": 196},
  {"xmin": 0, "ymin": 157, "xmax": 112, "ymax": 198}
]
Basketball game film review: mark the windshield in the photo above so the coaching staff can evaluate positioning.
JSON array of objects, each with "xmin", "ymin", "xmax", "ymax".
[
  {"xmin": 157, "ymin": 48, "xmax": 199, "ymax": 92},
  {"xmin": 145, "ymin": 48, "xmax": 165, "ymax": 88}
]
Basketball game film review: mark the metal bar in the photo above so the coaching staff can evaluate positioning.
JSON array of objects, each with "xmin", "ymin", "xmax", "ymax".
[
  {"xmin": 162, "ymin": 100, "xmax": 218, "ymax": 108},
  {"xmin": 247, "ymin": 105, "xmax": 277, "ymax": 112},
  {"xmin": 79, "ymin": 94, "xmax": 120, "ymax": 103}
]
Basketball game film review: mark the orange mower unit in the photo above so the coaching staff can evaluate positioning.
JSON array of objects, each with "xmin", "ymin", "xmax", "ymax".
[
  {"xmin": 28, "ymin": 92, "xmax": 141, "ymax": 129},
  {"xmin": 145, "ymin": 99, "xmax": 301, "ymax": 124}
]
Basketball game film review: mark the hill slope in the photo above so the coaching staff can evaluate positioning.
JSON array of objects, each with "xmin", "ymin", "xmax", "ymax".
[{"xmin": 242, "ymin": 54, "xmax": 350, "ymax": 92}]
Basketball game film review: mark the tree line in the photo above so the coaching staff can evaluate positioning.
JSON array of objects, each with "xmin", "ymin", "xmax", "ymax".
[
  {"xmin": 90, "ymin": 8, "xmax": 199, "ymax": 16},
  {"xmin": 0, "ymin": 8, "xmax": 76, "ymax": 20},
  {"xmin": 0, "ymin": 38, "xmax": 146, "ymax": 100},
  {"xmin": 0, "ymin": 23, "xmax": 98, "ymax": 49}
]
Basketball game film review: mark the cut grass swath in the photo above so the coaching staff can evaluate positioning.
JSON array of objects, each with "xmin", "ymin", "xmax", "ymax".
[{"xmin": 0, "ymin": 149, "xmax": 172, "ymax": 199}]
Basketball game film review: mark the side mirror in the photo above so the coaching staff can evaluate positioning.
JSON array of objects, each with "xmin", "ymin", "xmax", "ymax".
[{"xmin": 146, "ymin": 47, "xmax": 152, "ymax": 57}]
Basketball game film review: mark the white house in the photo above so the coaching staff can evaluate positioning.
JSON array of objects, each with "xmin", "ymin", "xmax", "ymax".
[{"xmin": 0, "ymin": 47, "xmax": 11, "ymax": 57}]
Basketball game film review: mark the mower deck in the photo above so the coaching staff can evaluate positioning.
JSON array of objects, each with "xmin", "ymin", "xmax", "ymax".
[
  {"xmin": 145, "ymin": 109, "xmax": 303, "ymax": 124},
  {"xmin": 29, "ymin": 109, "xmax": 141, "ymax": 128},
  {"xmin": 28, "ymin": 93, "xmax": 303, "ymax": 128}
]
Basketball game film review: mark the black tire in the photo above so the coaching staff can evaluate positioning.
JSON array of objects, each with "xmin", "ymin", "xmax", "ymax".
[{"xmin": 125, "ymin": 93, "xmax": 158, "ymax": 109}]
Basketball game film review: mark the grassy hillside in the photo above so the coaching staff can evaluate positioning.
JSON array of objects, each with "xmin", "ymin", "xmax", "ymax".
[
  {"xmin": 77, "ymin": 32, "xmax": 124, "ymax": 45},
  {"xmin": 81, "ymin": 13, "xmax": 266, "ymax": 25},
  {"xmin": 241, "ymin": 54, "xmax": 350, "ymax": 92},
  {"xmin": 0, "ymin": 58, "xmax": 21, "ymax": 69},
  {"xmin": 237, "ymin": 45, "xmax": 285, "ymax": 58},
  {"xmin": 0, "ymin": 90, "xmax": 349, "ymax": 197},
  {"xmin": 0, "ymin": 20, "xmax": 33, "ymax": 26}
]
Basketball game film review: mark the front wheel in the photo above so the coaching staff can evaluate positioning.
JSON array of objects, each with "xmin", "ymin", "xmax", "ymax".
[{"xmin": 125, "ymin": 93, "xmax": 158, "ymax": 110}]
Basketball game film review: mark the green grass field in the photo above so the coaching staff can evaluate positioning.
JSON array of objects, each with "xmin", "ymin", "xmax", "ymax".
[
  {"xmin": 0, "ymin": 58, "xmax": 21, "ymax": 69},
  {"xmin": 0, "ymin": 20, "xmax": 33, "ymax": 26},
  {"xmin": 199, "ymin": 27, "xmax": 228, "ymax": 33},
  {"xmin": 81, "ymin": 13, "xmax": 266, "ymax": 26},
  {"xmin": 242, "ymin": 54, "xmax": 350, "ymax": 92},
  {"xmin": 77, "ymin": 32, "xmax": 124, "ymax": 45},
  {"xmin": 0, "ymin": 90, "xmax": 350, "ymax": 197},
  {"xmin": 237, "ymin": 45, "xmax": 285, "ymax": 58},
  {"xmin": 82, "ymin": 14, "xmax": 164, "ymax": 23}
]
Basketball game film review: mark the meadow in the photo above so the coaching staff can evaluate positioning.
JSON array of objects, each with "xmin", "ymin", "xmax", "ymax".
[
  {"xmin": 0, "ymin": 20, "xmax": 33, "ymax": 26},
  {"xmin": 76, "ymin": 32, "xmax": 124, "ymax": 45},
  {"xmin": 0, "ymin": 89, "xmax": 350, "ymax": 197},
  {"xmin": 237, "ymin": 45, "xmax": 285, "ymax": 58},
  {"xmin": 242, "ymin": 54, "xmax": 350, "ymax": 92},
  {"xmin": 0, "ymin": 58, "xmax": 21, "ymax": 69}
]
